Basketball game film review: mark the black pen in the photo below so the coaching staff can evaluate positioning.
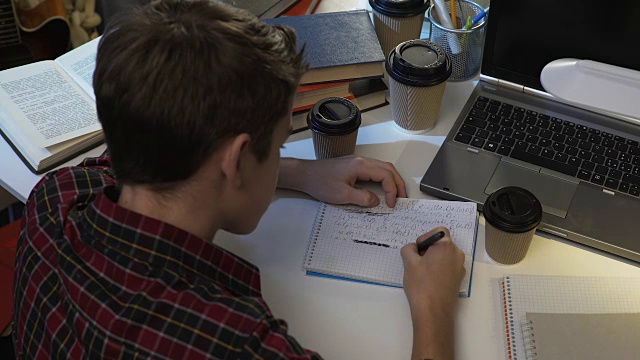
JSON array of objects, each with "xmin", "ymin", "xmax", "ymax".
[{"xmin": 417, "ymin": 231, "xmax": 445, "ymax": 254}]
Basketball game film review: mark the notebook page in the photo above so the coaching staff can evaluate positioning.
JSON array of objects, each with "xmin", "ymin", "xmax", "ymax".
[
  {"xmin": 304, "ymin": 198, "xmax": 478, "ymax": 296},
  {"xmin": 501, "ymin": 275, "xmax": 640, "ymax": 360},
  {"xmin": 523, "ymin": 313, "xmax": 640, "ymax": 360}
]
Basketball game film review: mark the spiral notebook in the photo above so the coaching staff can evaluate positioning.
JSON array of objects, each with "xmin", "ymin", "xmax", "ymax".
[
  {"xmin": 500, "ymin": 275, "xmax": 640, "ymax": 360},
  {"xmin": 522, "ymin": 313, "xmax": 640, "ymax": 360},
  {"xmin": 303, "ymin": 198, "xmax": 479, "ymax": 297}
]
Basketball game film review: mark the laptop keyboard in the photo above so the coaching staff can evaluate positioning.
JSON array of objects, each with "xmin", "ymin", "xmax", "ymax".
[{"xmin": 454, "ymin": 96, "xmax": 640, "ymax": 197}]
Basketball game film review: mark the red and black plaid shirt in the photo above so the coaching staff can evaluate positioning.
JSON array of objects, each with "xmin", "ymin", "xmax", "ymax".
[{"xmin": 13, "ymin": 155, "xmax": 321, "ymax": 359}]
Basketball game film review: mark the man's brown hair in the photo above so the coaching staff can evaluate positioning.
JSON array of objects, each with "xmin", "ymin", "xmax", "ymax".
[{"xmin": 94, "ymin": 0, "xmax": 306, "ymax": 186}]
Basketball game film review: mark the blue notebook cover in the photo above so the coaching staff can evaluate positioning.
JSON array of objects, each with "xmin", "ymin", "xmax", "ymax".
[{"xmin": 265, "ymin": 10, "xmax": 385, "ymax": 71}]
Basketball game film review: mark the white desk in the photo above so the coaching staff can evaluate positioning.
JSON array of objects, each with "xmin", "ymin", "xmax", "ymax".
[
  {"xmin": 212, "ymin": 80, "xmax": 640, "ymax": 360},
  {"xmin": 2, "ymin": 78, "xmax": 640, "ymax": 359},
  {"xmin": 1, "ymin": 4, "xmax": 639, "ymax": 359}
]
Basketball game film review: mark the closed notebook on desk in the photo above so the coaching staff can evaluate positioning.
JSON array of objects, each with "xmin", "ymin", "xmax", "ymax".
[
  {"xmin": 265, "ymin": 11, "xmax": 385, "ymax": 85},
  {"xmin": 500, "ymin": 275, "xmax": 640, "ymax": 360},
  {"xmin": 303, "ymin": 198, "xmax": 479, "ymax": 297},
  {"xmin": 522, "ymin": 313, "xmax": 640, "ymax": 360}
]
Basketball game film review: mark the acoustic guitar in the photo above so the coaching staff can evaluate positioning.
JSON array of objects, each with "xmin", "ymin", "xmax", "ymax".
[{"xmin": 0, "ymin": 0, "xmax": 70, "ymax": 70}]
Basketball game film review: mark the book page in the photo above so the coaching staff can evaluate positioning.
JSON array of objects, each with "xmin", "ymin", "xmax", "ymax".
[
  {"xmin": 0, "ymin": 61, "xmax": 100, "ymax": 148},
  {"xmin": 305, "ymin": 197, "xmax": 478, "ymax": 296},
  {"xmin": 55, "ymin": 36, "xmax": 100, "ymax": 100}
]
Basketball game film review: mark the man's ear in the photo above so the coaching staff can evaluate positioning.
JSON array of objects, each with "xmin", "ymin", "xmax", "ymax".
[{"xmin": 220, "ymin": 133, "xmax": 252, "ymax": 187}]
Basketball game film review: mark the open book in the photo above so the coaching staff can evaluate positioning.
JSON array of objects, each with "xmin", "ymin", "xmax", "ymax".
[
  {"xmin": 304, "ymin": 197, "xmax": 479, "ymax": 297},
  {"xmin": 0, "ymin": 37, "xmax": 102, "ymax": 174}
]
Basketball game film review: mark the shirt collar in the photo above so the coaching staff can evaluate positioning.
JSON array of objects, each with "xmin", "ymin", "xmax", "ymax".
[{"xmin": 80, "ymin": 186, "xmax": 262, "ymax": 297}]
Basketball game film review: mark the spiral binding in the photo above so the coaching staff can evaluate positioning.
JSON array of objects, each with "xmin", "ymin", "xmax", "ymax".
[
  {"xmin": 502, "ymin": 276, "xmax": 519, "ymax": 360},
  {"xmin": 303, "ymin": 203, "xmax": 327, "ymax": 268},
  {"xmin": 522, "ymin": 320, "xmax": 538, "ymax": 360}
]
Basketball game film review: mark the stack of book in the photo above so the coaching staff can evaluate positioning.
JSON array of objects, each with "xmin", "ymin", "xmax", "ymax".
[{"xmin": 267, "ymin": 10, "xmax": 388, "ymax": 132}]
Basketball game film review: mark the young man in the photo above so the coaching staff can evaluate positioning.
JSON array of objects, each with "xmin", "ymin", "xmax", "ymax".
[{"xmin": 13, "ymin": 1, "xmax": 465, "ymax": 359}]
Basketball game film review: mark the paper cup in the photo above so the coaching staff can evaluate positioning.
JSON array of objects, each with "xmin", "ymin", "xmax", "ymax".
[
  {"xmin": 389, "ymin": 78, "xmax": 446, "ymax": 133},
  {"xmin": 369, "ymin": 0, "xmax": 429, "ymax": 57},
  {"xmin": 307, "ymin": 97, "xmax": 361, "ymax": 160},
  {"xmin": 483, "ymin": 187, "xmax": 543, "ymax": 265},
  {"xmin": 311, "ymin": 130, "xmax": 359, "ymax": 159},
  {"xmin": 385, "ymin": 39, "xmax": 451, "ymax": 133},
  {"xmin": 373, "ymin": 13, "xmax": 425, "ymax": 57}
]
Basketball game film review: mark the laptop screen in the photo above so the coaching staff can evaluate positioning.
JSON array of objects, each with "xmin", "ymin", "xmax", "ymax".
[{"xmin": 481, "ymin": 0, "xmax": 640, "ymax": 91}]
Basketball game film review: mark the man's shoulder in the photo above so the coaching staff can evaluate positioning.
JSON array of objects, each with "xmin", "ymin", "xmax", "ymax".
[{"xmin": 25, "ymin": 162, "xmax": 115, "ymax": 229}]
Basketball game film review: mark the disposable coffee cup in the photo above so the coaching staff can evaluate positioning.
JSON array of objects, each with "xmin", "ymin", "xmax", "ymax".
[
  {"xmin": 307, "ymin": 97, "xmax": 361, "ymax": 159},
  {"xmin": 369, "ymin": 0, "xmax": 430, "ymax": 57},
  {"xmin": 483, "ymin": 187, "xmax": 543, "ymax": 265},
  {"xmin": 386, "ymin": 39, "xmax": 452, "ymax": 133}
]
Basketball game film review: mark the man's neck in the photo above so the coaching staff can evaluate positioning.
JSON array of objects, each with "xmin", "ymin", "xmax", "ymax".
[{"xmin": 117, "ymin": 184, "xmax": 220, "ymax": 241}]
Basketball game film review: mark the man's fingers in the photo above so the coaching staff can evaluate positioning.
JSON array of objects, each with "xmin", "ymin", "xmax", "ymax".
[
  {"xmin": 354, "ymin": 161, "xmax": 400, "ymax": 207},
  {"xmin": 376, "ymin": 160, "xmax": 407, "ymax": 198},
  {"xmin": 400, "ymin": 242, "xmax": 419, "ymax": 265},
  {"xmin": 365, "ymin": 159, "xmax": 407, "ymax": 200},
  {"xmin": 341, "ymin": 188, "xmax": 380, "ymax": 208},
  {"xmin": 415, "ymin": 227, "xmax": 451, "ymax": 244}
]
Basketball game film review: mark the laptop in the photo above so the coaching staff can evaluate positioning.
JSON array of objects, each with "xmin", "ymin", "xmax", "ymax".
[{"xmin": 420, "ymin": 0, "xmax": 640, "ymax": 262}]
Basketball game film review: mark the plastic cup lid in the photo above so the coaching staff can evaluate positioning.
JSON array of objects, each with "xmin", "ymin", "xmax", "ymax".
[
  {"xmin": 369, "ymin": 0, "xmax": 430, "ymax": 17},
  {"xmin": 307, "ymin": 97, "xmax": 361, "ymax": 136},
  {"xmin": 385, "ymin": 39, "xmax": 452, "ymax": 87},
  {"xmin": 483, "ymin": 187, "xmax": 543, "ymax": 233}
]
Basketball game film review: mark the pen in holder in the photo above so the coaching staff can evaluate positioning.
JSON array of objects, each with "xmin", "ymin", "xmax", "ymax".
[{"xmin": 428, "ymin": 0, "xmax": 487, "ymax": 81}]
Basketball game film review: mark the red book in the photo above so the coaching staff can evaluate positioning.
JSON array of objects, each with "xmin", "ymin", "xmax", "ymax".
[
  {"xmin": 283, "ymin": 0, "xmax": 320, "ymax": 16},
  {"xmin": 293, "ymin": 81, "xmax": 352, "ymax": 111},
  {"xmin": 297, "ymin": 80, "xmax": 350, "ymax": 94}
]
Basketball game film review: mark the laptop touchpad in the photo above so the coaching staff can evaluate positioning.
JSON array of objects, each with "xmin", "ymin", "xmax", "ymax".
[{"xmin": 485, "ymin": 162, "xmax": 578, "ymax": 218}]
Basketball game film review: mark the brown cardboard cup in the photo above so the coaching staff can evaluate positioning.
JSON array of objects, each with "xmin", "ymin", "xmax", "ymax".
[
  {"xmin": 389, "ymin": 77, "xmax": 446, "ymax": 133},
  {"xmin": 311, "ymin": 130, "xmax": 359, "ymax": 160},
  {"xmin": 373, "ymin": 12, "xmax": 425, "ymax": 58},
  {"xmin": 385, "ymin": 40, "xmax": 452, "ymax": 134},
  {"xmin": 307, "ymin": 97, "xmax": 361, "ymax": 160},
  {"xmin": 485, "ymin": 224, "xmax": 536, "ymax": 265},
  {"xmin": 483, "ymin": 187, "xmax": 543, "ymax": 265}
]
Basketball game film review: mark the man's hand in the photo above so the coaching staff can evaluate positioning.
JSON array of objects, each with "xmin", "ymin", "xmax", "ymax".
[
  {"xmin": 400, "ymin": 227, "xmax": 465, "ymax": 360},
  {"xmin": 278, "ymin": 156, "xmax": 407, "ymax": 207}
]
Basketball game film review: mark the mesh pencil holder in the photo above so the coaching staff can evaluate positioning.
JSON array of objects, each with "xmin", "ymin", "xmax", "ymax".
[{"xmin": 427, "ymin": 0, "xmax": 487, "ymax": 81}]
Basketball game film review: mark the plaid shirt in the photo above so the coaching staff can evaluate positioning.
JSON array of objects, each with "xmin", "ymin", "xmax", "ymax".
[{"xmin": 13, "ymin": 155, "xmax": 321, "ymax": 359}]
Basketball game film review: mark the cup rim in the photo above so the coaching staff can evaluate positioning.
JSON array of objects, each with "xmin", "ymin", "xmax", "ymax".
[
  {"xmin": 385, "ymin": 40, "xmax": 452, "ymax": 87},
  {"xmin": 483, "ymin": 186, "xmax": 543, "ymax": 233},
  {"xmin": 307, "ymin": 97, "xmax": 362, "ymax": 136},
  {"xmin": 369, "ymin": 0, "xmax": 430, "ymax": 18}
]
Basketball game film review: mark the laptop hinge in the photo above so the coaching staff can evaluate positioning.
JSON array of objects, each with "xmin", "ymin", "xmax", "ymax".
[
  {"xmin": 481, "ymin": 75, "xmax": 525, "ymax": 92},
  {"xmin": 497, "ymin": 80, "xmax": 524, "ymax": 92},
  {"xmin": 479, "ymin": 74, "xmax": 499, "ymax": 85},
  {"xmin": 524, "ymin": 86, "xmax": 554, "ymax": 100}
]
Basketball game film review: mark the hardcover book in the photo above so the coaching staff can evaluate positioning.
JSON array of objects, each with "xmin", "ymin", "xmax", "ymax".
[
  {"xmin": 218, "ymin": 0, "xmax": 300, "ymax": 19},
  {"xmin": 265, "ymin": 10, "xmax": 385, "ymax": 85}
]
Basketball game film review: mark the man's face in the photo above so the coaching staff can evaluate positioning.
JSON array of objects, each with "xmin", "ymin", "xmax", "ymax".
[{"xmin": 227, "ymin": 114, "xmax": 292, "ymax": 234}]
